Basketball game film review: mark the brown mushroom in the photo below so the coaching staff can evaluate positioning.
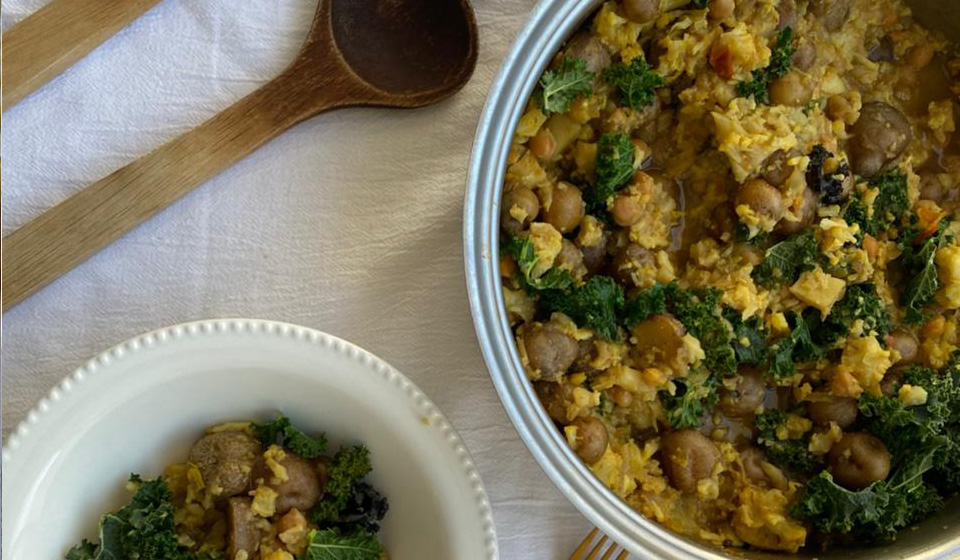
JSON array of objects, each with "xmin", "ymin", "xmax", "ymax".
[
  {"xmin": 719, "ymin": 369, "xmax": 766, "ymax": 418},
  {"xmin": 570, "ymin": 416, "xmax": 609, "ymax": 464},
  {"xmin": 524, "ymin": 326, "xmax": 579, "ymax": 380},
  {"xmin": 500, "ymin": 187, "xmax": 540, "ymax": 235},
  {"xmin": 827, "ymin": 432, "xmax": 891, "ymax": 489},
  {"xmin": 848, "ymin": 102, "xmax": 913, "ymax": 178},
  {"xmin": 660, "ymin": 430, "xmax": 721, "ymax": 493},
  {"xmin": 806, "ymin": 397, "xmax": 859, "ymax": 429},
  {"xmin": 255, "ymin": 452, "xmax": 323, "ymax": 515},
  {"xmin": 227, "ymin": 498, "xmax": 260, "ymax": 560},
  {"xmin": 188, "ymin": 431, "xmax": 262, "ymax": 499},
  {"xmin": 541, "ymin": 182, "xmax": 585, "ymax": 234}
]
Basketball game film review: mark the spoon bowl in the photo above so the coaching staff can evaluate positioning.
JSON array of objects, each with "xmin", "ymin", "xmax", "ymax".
[{"xmin": 2, "ymin": 0, "xmax": 479, "ymax": 311}]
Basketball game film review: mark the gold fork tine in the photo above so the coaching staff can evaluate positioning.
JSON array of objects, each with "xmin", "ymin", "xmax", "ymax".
[
  {"xmin": 616, "ymin": 549, "xmax": 629, "ymax": 560},
  {"xmin": 570, "ymin": 528, "xmax": 600, "ymax": 559},
  {"xmin": 585, "ymin": 534, "xmax": 609, "ymax": 560}
]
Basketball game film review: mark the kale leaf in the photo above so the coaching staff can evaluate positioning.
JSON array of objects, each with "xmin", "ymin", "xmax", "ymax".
[
  {"xmin": 751, "ymin": 229, "xmax": 819, "ymax": 288},
  {"xmin": 736, "ymin": 27, "xmax": 794, "ymax": 104},
  {"xmin": 665, "ymin": 283, "xmax": 737, "ymax": 377},
  {"xmin": 324, "ymin": 481, "xmax": 390, "ymax": 534},
  {"xmin": 723, "ymin": 309, "xmax": 767, "ymax": 365},
  {"xmin": 65, "ymin": 475, "xmax": 193, "ymax": 560},
  {"xmin": 252, "ymin": 413, "xmax": 327, "ymax": 459},
  {"xmin": 754, "ymin": 409, "xmax": 819, "ymax": 472},
  {"xmin": 843, "ymin": 170, "xmax": 910, "ymax": 237},
  {"xmin": 535, "ymin": 57, "xmax": 595, "ymax": 115},
  {"xmin": 584, "ymin": 133, "xmax": 636, "ymax": 214},
  {"xmin": 765, "ymin": 310, "xmax": 822, "ymax": 381},
  {"xmin": 805, "ymin": 145, "xmax": 852, "ymax": 205},
  {"xmin": 302, "ymin": 527, "xmax": 384, "ymax": 560},
  {"xmin": 310, "ymin": 446, "xmax": 375, "ymax": 526},
  {"xmin": 604, "ymin": 57, "xmax": 664, "ymax": 111},
  {"xmin": 898, "ymin": 220, "xmax": 949, "ymax": 325},
  {"xmin": 540, "ymin": 276, "xmax": 625, "ymax": 341},
  {"xmin": 621, "ymin": 282, "xmax": 669, "ymax": 329},
  {"xmin": 659, "ymin": 371, "xmax": 720, "ymax": 429},
  {"xmin": 692, "ymin": 0, "xmax": 709, "ymax": 7},
  {"xmin": 501, "ymin": 235, "xmax": 575, "ymax": 291},
  {"xmin": 818, "ymin": 283, "xmax": 892, "ymax": 345}
]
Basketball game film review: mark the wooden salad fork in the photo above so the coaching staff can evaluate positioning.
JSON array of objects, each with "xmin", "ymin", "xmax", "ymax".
[
  {"xmin": 570, "ymin": 528, "xmax": 629, "ymax": 560},
  {"xmin": 1, "ymin": 0, "xmax": 478, "ymax": 312}
]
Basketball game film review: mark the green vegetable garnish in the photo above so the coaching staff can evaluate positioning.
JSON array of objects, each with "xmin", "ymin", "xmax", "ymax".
[
  {"xmin": 604, "ymin": 57, "xmax": 664, "ymax": 111},
  {"xmin": 621, "ymin": 282, "xmax": 669, "ymax": 329},
  {"xmin": 765, "ymin": 310, "xmax": 822, "ymax": 381},
  {"xmin": 534, "ymin": 57, "xmax": 595, "ymax": 115},
  {"xmin": 753, "ymin": 409, "xmax": 820, "ymax": 472},
  {"xmin": 585, "ymin": 133, "xmax": 636, "ymax": 214},
  {"xmin": 310, "ymin": 445, "xmax": 375, "ymax": 526},
  {"xmin": 665, "ymin": 283, "xmax": 736, "ymax": 377},
  {"xmin": 724, "ymin": 308, "xmax": 767, "ymax": 365},
  {"xmin": 65, "ymin": 475, "xmax": 194, "ymax": 560},
  {"xmin": 736, "ymin": 27, "xmax": 795, "ymax": 104},
  {"xmin": 817, "ymin": 283, "xmax": 892, "ymax": 345},
  {"xmin": 843, "ymin": 170, "xmax": 910, "ymax": 238},
  {"xmin": 501, "ymin": 235, "xmax": 575, "ymax": 291},
  {"xmin": 540, "ymin": 276, "xmax": 625, "ymax": 341},
  {"xmin": 898, "ymin": 219, "xmax": 950, "ymax": 325},
  {"xmin": 751, "ymin": 229, "xmax": 819, "ymax": 288},
  {"xmin": 302, "ymin": 527, "xmax": 384, "ymax": 560},
  {"xmin": 659, "ymin": 371, "xmax": 719, "ymax": 429},
  {"xmin": 253, "ymin": 413, "xmax": 328, "ymax": 459}
]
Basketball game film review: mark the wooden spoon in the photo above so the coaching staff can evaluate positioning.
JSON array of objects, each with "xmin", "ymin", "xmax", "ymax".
[{"xmin": 1, "ymin": 0, "xmax": 478, "ymax": 312}]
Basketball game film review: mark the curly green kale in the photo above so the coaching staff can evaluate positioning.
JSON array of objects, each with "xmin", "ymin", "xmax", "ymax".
[
  {"xmin": 843, "ymin": 170, "xmax": 910, "ymax": 238},
  {"xmin": 805, "ymin": 145, "xmax": 852, "ymax": 206},
  {"xmin": 765, "ymin": 309, "xmax": 822, "ymax": 381},
  {"xmin": 898, "ymin": 220, "xmax": 950, "ymax": 325},
  {"xmin": 754, "ymin": 409, "xmax": 819, "ymax": 472},
  {"xmin": 817, "ymin": 283, "xmax": 892, "ymax": 346},
  {"xmin": 751, "ymin": 229, "xmax": 819, "ymax": 288},
  {"xmin": 540, "ymin": 275, "xmax": 625, "ymax": 341},
  {"xmin": 737, "ymin": 27, "xmax": 794, "ymax": 104},
  {"xmin": 302, "ymin": 527, "xmax": 384, "ymax": 560},
  {"xmin": 534, "ymin": 57, "xmax": 595, "ymax": 115},
  {"xmin": 621, "ymin": 282, "xmax": 669, "ymax": 329},
  {"xmin": 66, "ymin": 475, "xmax": 194, "ymax": 560},
  {"xmin": 723, "ymin": 309, "xmax": 767, "ymax": 365},
  {"xmin": 501, "ymin": 235, "xmax": 574, "ymax": 291},
  {"xmin": 604, "ymin": 57, "xmax": 664, "ymax": 111},
  {"xmin": 664, "ymin": 283, "xmax": 736, "ymax": 377},
  {"xmin": 584, "ymin": 133, "xmax": 636, "ymax": 214},
  {"xmin": 310, "ymin": 446, "xmax": 375, "ymax": 526},
  {"xmin": 252, "ymin": 413, "xmax": 327, "ymax": 459},
  {"xmin": 659, "ymin": 371, "xmax": 720, "ymax": 429}
]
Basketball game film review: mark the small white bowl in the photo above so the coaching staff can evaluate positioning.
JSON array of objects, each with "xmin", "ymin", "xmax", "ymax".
[{"xmin": 1, "ymin": 319, "xmax": 498, "ymax": 560}]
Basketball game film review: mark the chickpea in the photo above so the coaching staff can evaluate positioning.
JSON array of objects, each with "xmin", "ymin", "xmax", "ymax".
[
  {"xmin": 881, "ymin": 367, "xmax": 906, "ymax": 396},
  {"xmin": 524, "ymin": 326, "xmax": 579, "ymax": 380},
  {"xmin": 500, "ymin": 187, "xmax": 540, "ymax": 234},
  {"xmin": 631, "ymin": 314, "xmax": 686, "ymax": 366},
  {"xmin": 541, "ymin": 182, "xmax": 585, "ymax": 234},
  {"xmin": 906, "ymin": 43, "xmax": 935, "ymax": 70},
  {"xmin": 571, "ymin": 416, "xmax": 609, "ymax": 464},
  {"xmin": 736, "ymin": 178, "xmax": 785, "ymax": 223},
  {"xmin": 719, "ymin": 369, "xmax": 766, "ymax": 418},
  {"xmin": 734, "ymin": 243, "xmax": 764, "ymax": 266},
  {"xmin": 611, "ymin": 193, "xmax": 644, "ymax": 227},
  {"xmin": 610, "ymin": 385, "xmax": 634, "ymax": 408},
  {"xmin": 886, "ymin": 330, "xmax": 919, "ymax": 363},
  {"xmin": 762, "ymin": 150, "xmax": 792, "ymax": 187},
  {"xmin": 826, "ymin": 94, "xmax": 859, "ymax": 125},
  {"xmin": 660, "ymin": 430, "xmax": 721, "ymax": 493},
  {"xmin": 529, "ymin": 130, "xmax": 557, "ymax": 160},
  {"xmin": 709, "ymin": 0, "xmax": 735, "ymax": 21},
  {"xmin": 806, "ymin": 396, "xmax": 858, "ymax": 428},
  {"xmin": 827, "ymin": 432, "xmax": 891, "ymax": 489},
  {"xmin": 769, "ymin": 72, "xmax": 813, "ymax": 107},
  {"xmin": 622, "ymin": 0, "xmax": 661, "ymax": 23},
  {"xmin": 776, "ymin": 188, "xmax": 817, "ymax": 236},
  {"xmin": 555, "ymin": 239, "xmax": 586, "ymax": 278},
  {"xmin": 578, "ymin": 236, "xmax": 609, "ymax": 275}
]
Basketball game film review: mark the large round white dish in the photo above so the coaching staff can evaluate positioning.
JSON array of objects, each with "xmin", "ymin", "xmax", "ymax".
[{"xmin": 2, "ymin": 319, "xmax": 497, "ymax": 560}]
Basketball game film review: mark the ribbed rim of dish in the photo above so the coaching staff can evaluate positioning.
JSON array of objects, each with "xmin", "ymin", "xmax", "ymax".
[
  {"xmin": 462, "ymin": 2, "xmax": 958, "ymax": 560},
  {"xmin": 1, "ymin": 318, "xmax": 498, "ymax": 560}
]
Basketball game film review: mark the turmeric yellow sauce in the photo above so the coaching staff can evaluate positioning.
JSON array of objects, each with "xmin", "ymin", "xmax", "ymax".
[{"xmin": 500, "ymin": 0, "xmax": 959, "ymax": 552}]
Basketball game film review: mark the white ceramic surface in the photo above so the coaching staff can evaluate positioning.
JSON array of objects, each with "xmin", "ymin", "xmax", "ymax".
[{"xmin": 1, "ymin": 319, "xmax": 498, "ymax": 560}]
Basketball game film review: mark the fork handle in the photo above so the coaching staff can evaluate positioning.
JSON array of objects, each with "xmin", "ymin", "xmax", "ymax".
[{"xmin": 2, "ymin": 0, "xmax": 165, "ymax": 111}]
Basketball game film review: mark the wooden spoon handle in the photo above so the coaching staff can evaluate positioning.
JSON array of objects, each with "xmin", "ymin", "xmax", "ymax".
[
  {"xmin": 2, "ymin": 0, "xmax": 165, "ymax": 111},
  {"xmin": 1, "ymin": 66, "xmax": 337, "ymax": 312}
]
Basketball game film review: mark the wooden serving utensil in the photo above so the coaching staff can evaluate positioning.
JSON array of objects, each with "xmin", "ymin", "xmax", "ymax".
[
  {"xmin": 2, "ymin": 0, "xmax": 166, "ymax": 111},
  {"xmin": 1, "ymin": 0, "xmax": 478, "ymax": 312}
]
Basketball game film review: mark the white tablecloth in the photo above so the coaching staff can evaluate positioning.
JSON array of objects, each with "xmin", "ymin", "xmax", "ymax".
[{"xmin": 1, "ymin": 0, "xmax": 598, "ymax": 557}]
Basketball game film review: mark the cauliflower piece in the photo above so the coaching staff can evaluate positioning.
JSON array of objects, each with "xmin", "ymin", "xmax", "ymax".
[
  {"xmin": 808, "ymin": 422, "xmax": 843, "ymax": 455},
  {"xmin": 898, "ymin": 384, "xmax": 929, "ymax": 407},
  {"xmin": 713, "ymin": 23, "xmax": 772, "ymax": 81},
  {"xmin": 712, "ymin": 98, "xmax": 800, "ymax": 181},
  {"xmin": 928, "ymin": 100, "xmax": 956, "ymax": 145},
  {"xmin": 789, "ymin": 268, "xmax": 846, "ymax": 317},
  {"xmin": 840, "ymin": 336, "xmax": 894, "ymax": 397},
  {"xmin": 936, "ymin": 245, "xmax": 960, "ymax": 309},
  {"xmin": 528, "ymin": 222, "xmax": 563, "ymax": 277},
  {"xmin": 733, "ymin": 487, "xmax": 807, "ymax": 553}
]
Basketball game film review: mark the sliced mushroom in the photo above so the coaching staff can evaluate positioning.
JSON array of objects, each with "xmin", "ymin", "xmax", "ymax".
[
  {"xmin": 188, "ymin": 431, "xmax": 262, "ymax": 499},
  {"xmin": 227, "ymin": 497, "xmax": 260, "ymax": 560}
]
